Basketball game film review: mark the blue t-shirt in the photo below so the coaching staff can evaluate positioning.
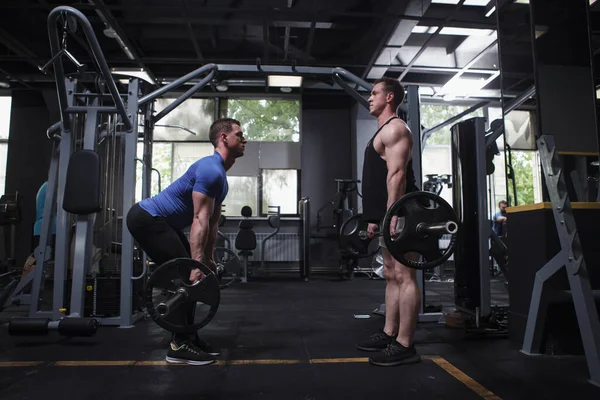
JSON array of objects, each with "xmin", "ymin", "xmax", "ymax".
[
  {"xmin": 33, "ymin": 181, "xmax": 57, "ymax": 236},
  {"xmin": 139, "ymin": 152, "xmax": 228, "ymax": 230},
  {"xmin": 492, "ymin": 212, "xmax": 506, "ymax": 236}
]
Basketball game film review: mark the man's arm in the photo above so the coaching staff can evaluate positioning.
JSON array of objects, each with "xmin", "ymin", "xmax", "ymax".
[
  {"xmin": 382, "ymin": 122, "xmax": 413, "ymax": 208},
  {"xmin": 203, "ymin": 203, "xmax": 222, "ymax": 263},
  {"xmin": 190, "ymin": 191, "xmax": 215, "ymax": 262}
]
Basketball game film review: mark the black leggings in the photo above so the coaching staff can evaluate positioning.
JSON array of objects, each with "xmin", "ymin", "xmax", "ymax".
[{"xmin": 126, "ymin": 203, "xmax": 195, "ymax": 342}]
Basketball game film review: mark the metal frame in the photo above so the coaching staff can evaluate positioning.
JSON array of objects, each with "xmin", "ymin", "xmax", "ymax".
[
  {"xmin": 30, "ymin": 5, "xmax": 377, "ymax": 328},
  {"xmin": 521, "ymin": 135, "xmax": 600, "ymax": 387}
]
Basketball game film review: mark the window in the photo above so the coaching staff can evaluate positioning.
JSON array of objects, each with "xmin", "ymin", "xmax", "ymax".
[
  {"xmin": 223, "ymin": 176, "xmax": 258, "ymax": 217},
  {"xmin": 0, "ymin": 96, "xmax": 11, "ymax": 194},
  {"xmin": 421, "ymin": 103, "xmax": 485, "ymax": 146},
  {"xmin": 261, "ymin": 169, "xmax": 299, "ymax": 215},
  {"xmin": 221, "ymin": 99, "xmax": 300, "ymax": 142},
  {"xmin": 172, "ymin": 143, "xmax": 214, "ymax": 179},
  {"xmin": 153, "ymin": 98, "xmax": 215, "ymax": 141}
]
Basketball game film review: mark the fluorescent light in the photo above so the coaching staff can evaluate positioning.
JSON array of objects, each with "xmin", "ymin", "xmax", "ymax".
[
  {"xmin": 267, "ymin": 75, "xmax": 303, "ymax": 87},
  {"xmin": 111, "ymin": 68, "xmax": 156, "ymax": 85},
  {"xmin": 439, "ymin": 27, "xmax": 495, "ymax": 36},
  {"xmin": 419, "ymin": 86, "xmax": 435, "ymax": 96},
  {"xmin": 485, "ymin": 5, "xmax": 496, "ymax": 17},
  {"xmin": 432, "ymin": 0, "xmax": 491, "ymax": 5},
  {"xmin": 440, "ymin": 76, "xmax": 489, "ymax": 98},
  {"xmin": 412, "ymin": 26, "xmax": 439, "ymax": 34},
  {"xmin": 0, "ymin": 81, "xmax": 9, "ymax": 88},
  {"xmin": 412, "ymin": 26, "xmax": 495, "ymax": 36},
  {"xmin": 514, "ymin": 0, "xmax": 529, "ymax": 4},
  {"xmin": 216, "ymin": 83, "xmax": 228, "ymax": 92}
]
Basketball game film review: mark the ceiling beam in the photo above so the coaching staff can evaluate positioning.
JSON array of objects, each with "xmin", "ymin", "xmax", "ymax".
[
  {"xmin": 398, "ymin": 0, "xmax": 467, "ymax": 82},
  {"xmin": 0, "ymin": 66, "xmax": 33, "ymax": 89},
  {"xmin": 353, "ymin": 0, "xmax": 414, "ymax": 79},
  {"xmin": 180, "ymin": 0, "xmax": 204, "ymax": 63},
  {"xmin": 0, "ymin": 27, "xmax": 42, "ymax": 72},
  {"xmin": 88, "ymin": 0, "xmax": 158, "ymax": 86}
]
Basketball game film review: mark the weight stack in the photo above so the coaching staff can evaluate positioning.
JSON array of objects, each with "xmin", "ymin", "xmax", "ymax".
[{"xmin": 450, "ymin": 117, "xmax": 490, "ymax": 315}]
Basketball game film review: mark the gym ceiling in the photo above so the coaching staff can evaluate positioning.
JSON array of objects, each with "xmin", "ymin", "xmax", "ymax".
[{"xmin": 0, "ymin": 0, "xmax": 599, "ymax": 101}]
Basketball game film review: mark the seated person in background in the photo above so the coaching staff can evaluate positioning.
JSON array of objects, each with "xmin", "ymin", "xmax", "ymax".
[
  {"xmin": 492, "ymin": 200, "xmax": 508, "ymax": 237},
  {"xmin": 33, "ymin": 181, "xmax": 56, "ymax": 251}
]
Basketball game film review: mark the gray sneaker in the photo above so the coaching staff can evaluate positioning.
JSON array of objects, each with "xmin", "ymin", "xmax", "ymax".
[{"xmin": 165, "ymin": 342, "xmax": 215, "ymax": 366}]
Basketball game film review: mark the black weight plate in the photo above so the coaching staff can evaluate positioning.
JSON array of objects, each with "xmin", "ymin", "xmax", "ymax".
[
  {"xmin": 339, "ymin": 213, "xmax": 380, "ymax": 259},
  {"xmin": 145, "ymin": 258, "xmax": 220, "ymax": 334},
  {"xmin": 214, "ymin": 247, "xmax": 243, "ymax": 289},
  {"xmin": 382, "ymin": 191, "xmax": 458, "ymax": 270}
]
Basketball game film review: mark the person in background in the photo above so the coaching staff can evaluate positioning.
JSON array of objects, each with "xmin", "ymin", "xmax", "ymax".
[
  {"xmin": 492, "ymin": 200, "xmax": 508, "ymax": 237},
  {"xmin": 33, "ymin": 181, "xmax": 56, "ymax": 251}
]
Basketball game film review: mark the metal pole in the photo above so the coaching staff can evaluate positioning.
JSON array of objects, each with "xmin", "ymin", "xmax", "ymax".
[
  {"xmin": 119, "ymin": 78, "xmax": 139, "ymax": 328},
  {"xmin": 47, "ymin": 6, "xmax": 133, "ymax": 131}
]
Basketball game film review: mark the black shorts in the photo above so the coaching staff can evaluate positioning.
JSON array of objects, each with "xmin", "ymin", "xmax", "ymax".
[{"xmin": 126, "ymin": 203, "xmax": 190, "ymax": 265}]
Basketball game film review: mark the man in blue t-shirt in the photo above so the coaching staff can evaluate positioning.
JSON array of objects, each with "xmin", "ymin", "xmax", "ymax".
[
  {"xmin": 492, "ymin": 200, "xmax": 508, "ymax": 237},
  {"xmin": 126, "ymin": 118, "xmax": 246, "ymax": 366}
]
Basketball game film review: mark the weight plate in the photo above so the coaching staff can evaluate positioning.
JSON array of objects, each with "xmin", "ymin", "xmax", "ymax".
[
  {"xmin": 214, "ymin": 247, "xmax": 243, "ymax": 289},
  {"xmin": 339, "ymin": 213, "xmax": 380, "ymax": 259},
  {"xmin": 382, "ymin": 191, "xmax": 458, "ymax": 270},
  {"xmin": 145, "ymin": 258, "xmax": 220, "ymax": 334}
]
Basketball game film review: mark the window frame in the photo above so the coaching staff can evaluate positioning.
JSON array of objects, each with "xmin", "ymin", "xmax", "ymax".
[{"xmin": 258, "ymin": 168, "xmax": 302, "ymax": 217}]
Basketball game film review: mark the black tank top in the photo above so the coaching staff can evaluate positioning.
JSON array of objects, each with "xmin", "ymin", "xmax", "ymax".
[{"xmin": 361, "ymin": 116, "xmax": 419, "ymax": 223}]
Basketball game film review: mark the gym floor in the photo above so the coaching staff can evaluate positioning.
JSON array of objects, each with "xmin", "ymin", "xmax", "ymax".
[{"xmin": 1, "ymin": 277, "xmax": 598, "ymax": 400}]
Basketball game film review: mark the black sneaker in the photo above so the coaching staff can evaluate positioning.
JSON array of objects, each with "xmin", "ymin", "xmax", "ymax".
[
  {"xmin": 190, "ymin": 335, "xmax": 221, "ymax": 356},
  {"xmin": 368, "ymin": 342, "xmax": 421, "ymax": 366},
  {"xmin": 356, "ymin": 330, "xmax": 395, "ymax": 352},
  {"xmin": 165, "ymin": 342, "xmax": 215, "ymax": 366}
]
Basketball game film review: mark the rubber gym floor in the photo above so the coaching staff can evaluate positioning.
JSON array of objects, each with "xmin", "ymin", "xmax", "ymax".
[{"xmin": 1, "ymin": 277, "xmax": 599, "ymax": 400}]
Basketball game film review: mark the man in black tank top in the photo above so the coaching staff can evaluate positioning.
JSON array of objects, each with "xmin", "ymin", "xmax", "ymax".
[{"xmin": 356, "ymin": 77, "xmax": 421, "ymax": 366}]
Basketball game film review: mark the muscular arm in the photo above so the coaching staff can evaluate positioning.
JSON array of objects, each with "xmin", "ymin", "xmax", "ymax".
[
  {"xmin": 203, "ymin": 204, "xmax": 222, "ymax": 262},
  {"xmin": 190, "ymin": 191, "xmax": 215, "ymax": 262},
  {"xmin": 382, "ymin": 122, "xmax": 413, "ymax": 208}
]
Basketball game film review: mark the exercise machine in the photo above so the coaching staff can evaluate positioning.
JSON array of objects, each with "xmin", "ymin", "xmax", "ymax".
[
  {"xmin": 0, "ymin": 192, "xmax": 20, "ymax": 274},
  {"xmin": 260, "ymin": 205, "xmax": 281, "ymax": 272},
  {"xmin": 235, "ymin": 205, "xmax": 256, "ymax": 283}
]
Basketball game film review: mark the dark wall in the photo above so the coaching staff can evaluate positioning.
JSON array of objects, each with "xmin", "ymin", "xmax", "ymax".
[
  {"xmin": 301, "ymin": 95, "xmax": 353, "ymax": 269},
  {"xmin": 301, "ymin": 95, "xmax": 353, "ymax": 230},
  {"xmin": 5, "ymin": 90, "xmax": 58, "ymax": 268}
]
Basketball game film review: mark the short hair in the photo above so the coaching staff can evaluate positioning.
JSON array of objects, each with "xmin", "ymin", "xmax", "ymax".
[
  {"xmin": 209, "ymin": 118, "xmax": 241, "ymax": 147},
  {"xmin": 373, "ymin": 77, "xmax": 406, "ymax": 109},
  {"xmin": 499, "ymin": 200, "xmax": 508, "ymax": 207}
]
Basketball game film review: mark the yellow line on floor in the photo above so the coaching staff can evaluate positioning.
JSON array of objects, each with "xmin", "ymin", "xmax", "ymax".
[
  {"xmin": 0, "ymin": 355, "xmax": 438, "ymax": 368},
  {"xmin": 53, "ymin": 361, "xmax": 137, "ymax": 367},
  {"xmin": 220, "ymin": 359, "xmax": 304, "ymax": 365},
  {"xmin": 0, "ymin": 361, "xmax": 45, "ymax": 367},
  {"xmin": 429, "ymin": 356, "xmax": 502, "ymax": 400},
  {"xmin": 311, "ymin": 357, "xmax": 369, "ymax": 364}
]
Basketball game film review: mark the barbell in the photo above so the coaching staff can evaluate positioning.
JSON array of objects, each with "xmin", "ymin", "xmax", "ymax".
[
  {"xmin": 145, "ymin": 247, "xmax": 243, "ymax": 334},
  {"xmin": 339, "ymin": 191, "xmax": 459, "ymax": 270}
]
